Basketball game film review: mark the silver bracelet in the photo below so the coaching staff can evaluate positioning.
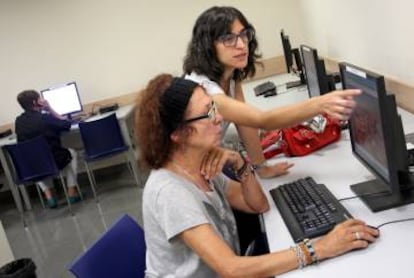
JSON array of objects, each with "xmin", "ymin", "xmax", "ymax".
[
  {"xmin": 251, "ymin": 160, "xmax": 268, "ymax": 171},
  {"xmin": 291, "ymin": 245, "xmax": 305, "ymax": 269}
]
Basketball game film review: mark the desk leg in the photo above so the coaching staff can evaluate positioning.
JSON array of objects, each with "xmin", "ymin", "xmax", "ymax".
[
  {"xmin": 0, "ymin": 148, "xmax": 24, "ymax": 213},
  {"xmin": 19, "ymin": 187, "xmax": 32, "ymax": 210},
  {"xmin": 118, "ymin": 113, "xmax": 144, "ymax": 186}
]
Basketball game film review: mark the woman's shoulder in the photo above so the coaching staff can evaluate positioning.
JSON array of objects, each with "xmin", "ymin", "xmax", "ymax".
[
  {"xmin": 184, "ymin": 72, "xmax": 210, "ymax": 83},
  {"xmin": 185, "ymin": 72, "xmax": 223, "ymax": 96},
  {"xmin": 144, "ymin": 169, "xmax": 194, "ymax": 197}
]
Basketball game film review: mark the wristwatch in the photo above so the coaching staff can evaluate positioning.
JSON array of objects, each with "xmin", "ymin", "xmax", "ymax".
[{"xmin": 251, "ymin": 160, "xmax": 268, "ymax": 171}]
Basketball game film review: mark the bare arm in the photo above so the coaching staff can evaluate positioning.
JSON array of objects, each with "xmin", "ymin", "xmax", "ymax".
[
  {"xmin": 212, "ymin": 82, "xmax": 360, "ymax": 130},
  {"xmin": 179, "ymin": 219, "xmax": 379, "ymax": 278},
  {"xmin": 200, "ymin": 147, "xmax": 269, "ymax": 213},
  {"xmin": 232, "ymin": 84, "xmax": 294, "ymax": 178},
  {"xmin": 179, "ymin": 224, "xmax": 299, "ymax": 278},
  {"xmin": 236, "ymin": 125, "xmax": 294, "ymax": 178},
  {"xmin": 225, "ymin": 170, "xmax": 269, "ymax": 213}
]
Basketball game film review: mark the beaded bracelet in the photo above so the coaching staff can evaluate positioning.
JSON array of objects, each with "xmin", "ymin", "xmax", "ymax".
[
  {"xmin": 299, "ymin": 242, "xmax": 312, "ymax": 266},
  {"xmin": 303, "ymin": 239, "xmax": 319, "ymax": 264},
  {"xmin": 290, "ymin": 245, "xmax": 305, "ymax": 269},
  {"xmin": 233, "ymin": 152, "xmax": 255, "ymax": 181}
]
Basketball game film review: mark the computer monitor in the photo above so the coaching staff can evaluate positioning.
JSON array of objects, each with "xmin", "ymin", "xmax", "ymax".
[
  {"xmin": 340, "ymin": 62, "xmax": 414, "ymax": 212},
  {"xmin": 300, "ymin": 45, "xmax": 331, "ymax": 98},
  {"xmin": 280, "ymin": 30, "xmax": 305, "ymax": 87},
  {"xmin": 41, "ymin": 82, "xmax": 83, "ymax": 118}
]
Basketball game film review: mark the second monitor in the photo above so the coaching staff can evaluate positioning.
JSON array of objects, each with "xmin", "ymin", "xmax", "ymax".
[
  {"xmin": 301, "ymin": 45, "xmax": 333, "ymax": 98},
  {"xmin": 340, "ymin": 62, "xmax": 414, "ymax": 212},
  {"xmin": 280, "ymin": 29, "xmax": 306, "ymax": 88}
]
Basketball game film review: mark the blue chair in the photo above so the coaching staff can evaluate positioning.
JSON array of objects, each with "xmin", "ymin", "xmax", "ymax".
[
  {"xmin": 68, "ymin": 214, "xmax": 146, "ymax": 278},
  {"xmin": 3, "ymin": 136, "xmax": 75, "ymax": 224},
  {"xmin": 78, "ymin": 113, "xmax": 142, "ymax": 202}
]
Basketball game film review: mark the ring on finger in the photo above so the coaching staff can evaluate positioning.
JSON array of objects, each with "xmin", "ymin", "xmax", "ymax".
[{"xmin": 354, "ymin": 231, "xmax": 361, "ymax": 240}]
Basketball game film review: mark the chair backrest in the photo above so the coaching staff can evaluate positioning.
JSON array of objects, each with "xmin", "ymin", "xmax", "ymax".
[
  {"xmin": 78, "ymin": 113, "xmax": 127, "ymax": 159},
  {"xmin": 69, "ymin": 214, "xmax": 146, "ymax": 278},
  {"xmin": 3, "ymin": 136, "xmax": 59, "ymax": 183}
]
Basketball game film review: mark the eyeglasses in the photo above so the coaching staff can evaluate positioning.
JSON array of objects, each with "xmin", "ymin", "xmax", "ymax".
[
  {"xmin": 217, "ymin": 28, "xmax": 254, "ymax": 47},
  {"xmin": 184, "ymin": 101, "xmax": 218, "ymax": 123}
]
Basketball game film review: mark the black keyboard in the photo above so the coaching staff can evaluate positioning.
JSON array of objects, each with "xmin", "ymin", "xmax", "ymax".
[{"xmin": 269, "ymin": 177, "xmax": 352, "ymax": 242}]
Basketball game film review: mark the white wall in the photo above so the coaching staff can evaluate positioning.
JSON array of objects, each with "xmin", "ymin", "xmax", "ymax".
[
  {"xmin": 0, "ymin": 0, "xmax": 303, "ymax": 125},
  {"xmin": 298, "ymin": 0, "xmax": 414, "ymax": 86}
]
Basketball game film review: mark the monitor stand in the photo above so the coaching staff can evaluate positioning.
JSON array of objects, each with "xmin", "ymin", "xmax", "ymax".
[{"xmin": 351, "ymin": 178, "xmax": 414, "ymax": 212}]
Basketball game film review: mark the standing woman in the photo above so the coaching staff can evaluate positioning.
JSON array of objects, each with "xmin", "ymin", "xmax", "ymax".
[
  {"xmin": 183, "ymin": 6, "xmax": 360, "ymax": 179},
  {"xmin": 136, "ymin": 74, "xmax": 378, "ymax": 277}
]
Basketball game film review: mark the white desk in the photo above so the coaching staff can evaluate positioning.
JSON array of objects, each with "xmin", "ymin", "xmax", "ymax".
[
  {"xmin": 0, "ymin": 104, "xmax": 140, "ymax": 213},
  {"xmin": 242, "ymin": 74, "xmax": 414, "ymax": 278},
  {"xmin": 243, "ymin": 73, "xmax": 309, "ymax": 111}
]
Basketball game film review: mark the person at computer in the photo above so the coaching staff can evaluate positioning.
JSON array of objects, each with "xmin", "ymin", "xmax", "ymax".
[
  {"xmin": 137, "ymin": 74, "xmax": 379, "ymax": 277},
  {"xmin": 15, "ymin": 90, "xmax": 81, "ymax": 208},
  {"xmin": 183, "ymin": 6, "xmax": 360, "ymax": 179}
]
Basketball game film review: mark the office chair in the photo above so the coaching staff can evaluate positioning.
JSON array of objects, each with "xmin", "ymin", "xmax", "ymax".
[
  {"xmin": 68, "ymin": 214, "xmax": 146, "ymax": 278},
  {"xmin": 78, "ymin": 113, "xmax": 142, "ymax": 202},
  {"xmin": 3, "ymin": 136, "xmax": 75, "ymax": 225}
]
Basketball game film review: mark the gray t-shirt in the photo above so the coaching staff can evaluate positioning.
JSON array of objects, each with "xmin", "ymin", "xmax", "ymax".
[{"xmin": 143, "ymin": 168, "xmax": 240, "ymax": 278}]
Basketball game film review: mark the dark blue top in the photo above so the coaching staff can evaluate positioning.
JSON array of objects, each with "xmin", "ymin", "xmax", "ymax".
[{"xmin": 15, "ymin": 110, "xmax": 72, "ymax": 169}]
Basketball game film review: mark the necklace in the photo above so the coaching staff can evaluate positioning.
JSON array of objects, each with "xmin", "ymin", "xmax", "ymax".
[
  {"xmin": 170, "ymin": 161, "xmax": 211, "ymax": 192},
  {"xmin": 171, "ymin": 162, "xmax": 229, "ymax": 224}
]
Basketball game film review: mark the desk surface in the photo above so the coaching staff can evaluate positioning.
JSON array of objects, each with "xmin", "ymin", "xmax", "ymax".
[
  {"xmin": 243, "ymin": 74, "xmax": 414, "ymax": 278},
  {"xmin": 243, "ymin": 73, "xmax": 308, "ymax": 111},
  {"xmin": 0, "ymin": 104, "xmax": 135, "ymax": 146}
]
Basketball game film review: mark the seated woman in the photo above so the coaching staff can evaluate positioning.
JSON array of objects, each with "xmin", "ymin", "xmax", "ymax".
[{"xmin": 136, "ymin": 74, "xmax": 379, "ymax": 277}]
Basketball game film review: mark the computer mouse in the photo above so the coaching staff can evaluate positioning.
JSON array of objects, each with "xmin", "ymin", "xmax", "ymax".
[{"xmin": 367, "ymin": 225, "xmax": 380, "ymax": 238}]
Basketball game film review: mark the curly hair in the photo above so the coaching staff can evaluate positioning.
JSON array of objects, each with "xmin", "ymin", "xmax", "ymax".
[
  {"xmin": 135, "ymin": 74, "xmax": 198, "ymax": 169},
  {"xmin": 183, "ymin": 6, "xmax": 261, "ymax": 83}
]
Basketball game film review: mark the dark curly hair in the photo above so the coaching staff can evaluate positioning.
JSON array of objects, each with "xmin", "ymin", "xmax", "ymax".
[
  {"xmin": 183, "ymin": 6, "xmax": 261, "ymax": 83},
  {"xmin": 135, "ymin": 74, "xmax": 198, "ymax": 169}
]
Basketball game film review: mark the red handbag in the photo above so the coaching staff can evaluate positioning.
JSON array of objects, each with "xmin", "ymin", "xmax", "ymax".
[{"xmin": 261, "ymin": 115, "xmax": 341, "ymax": 158}]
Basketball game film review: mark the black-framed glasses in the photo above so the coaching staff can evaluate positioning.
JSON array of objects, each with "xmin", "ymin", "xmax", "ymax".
[
  {"xmin": 217, "ymin": 28, "xmax": 254, "ymax": 47},
  {"xmin": 184, "ymin": 101, "xmax": 217, "ymax": 123}
]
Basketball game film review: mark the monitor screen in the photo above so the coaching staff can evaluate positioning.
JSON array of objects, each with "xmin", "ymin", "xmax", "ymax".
[
  {"xmin": 300, "ymin": 45, "xmax": 330, "ymax": 98},
  {"xmin": 343, "ymin": 66, "xmax": 389, "ymax": 182},
  {"xmin": 41, "ymin": 82, "xmax": 82, "ymax": 117},
  {"xmin": 340, "ymin": 62, "xmax": 414, "ymax": 212}
]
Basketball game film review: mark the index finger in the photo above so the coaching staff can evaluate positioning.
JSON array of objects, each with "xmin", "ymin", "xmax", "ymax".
[{"xmin": 338, "ymin": 89, "xmax": 362, "ymax": 97}]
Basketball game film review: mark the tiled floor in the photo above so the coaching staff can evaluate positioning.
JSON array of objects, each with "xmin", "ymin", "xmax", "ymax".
[{"xmin": 0, "ymin": 165, "xmax": 145, "ymax": 278}]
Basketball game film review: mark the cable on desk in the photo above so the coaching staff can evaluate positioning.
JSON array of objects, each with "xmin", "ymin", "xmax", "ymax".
[
  {"xmin": 376, "ymin": 217, "xmax": 414, "ymax": 229},
  {"xmin": 337, "ymin": 190, "xmax": 389, "ymax": 202}
]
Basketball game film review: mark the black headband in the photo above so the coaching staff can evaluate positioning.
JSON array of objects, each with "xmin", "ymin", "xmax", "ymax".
[{"xmin": 159, "ymin": 78, "xmax": 199, "ymax": 135}]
